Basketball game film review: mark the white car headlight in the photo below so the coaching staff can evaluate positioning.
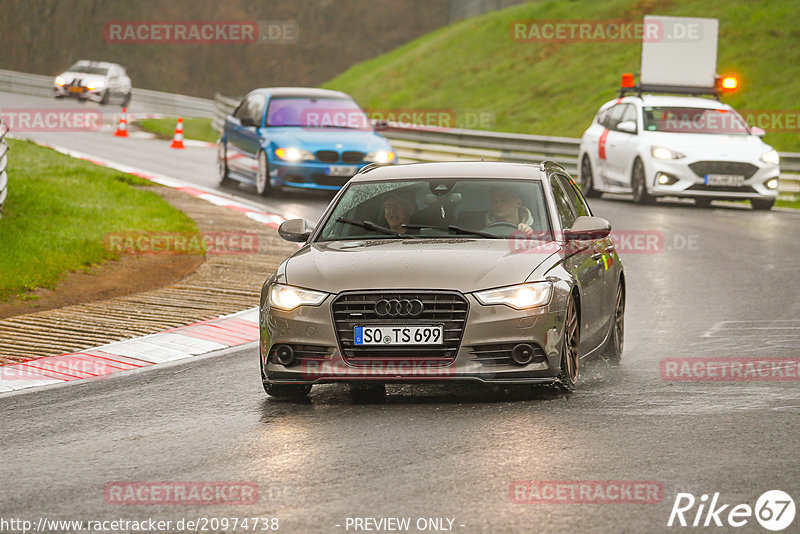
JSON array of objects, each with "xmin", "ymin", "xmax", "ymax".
[
  {"xmin": 55, "ymin": 76, "xmax": 66, "ymax": 86},
  {"xmin": 760, "ymin": 149, "xmax": 779, "ymax": 165},
  {"xmin": 474, "ymin": 282, "xmax": 552, "ymax": 310},
  {"xmin": 275, "ymin": 147, "xmax": 315, "ymax": 162},
  {"xmin": 268, "ymin": 283, "xmax": 327, "ymax": 311},
  {"xmin": 87, "ymin": 81, "xmax": 105, "ymax": 90},
  {"xmin": 365, "ymin": 150, "xmax": 396, "ymax": 164},
  {"xmin": 651, "ymin": 146, "xmax": 685, "ymax": 160}
]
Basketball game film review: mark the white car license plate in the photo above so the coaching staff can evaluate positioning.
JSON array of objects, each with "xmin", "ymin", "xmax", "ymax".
[
  {"xmin": 327, "ymin": 166, "xmax": 358, "ymax": 177},
  {"xmin": 705, "ymin": 174, "xmax": 744, "ymax": 186},
  {"xmin": 354, "ymin": 325, "xmax": 444, "ymax": 345}
]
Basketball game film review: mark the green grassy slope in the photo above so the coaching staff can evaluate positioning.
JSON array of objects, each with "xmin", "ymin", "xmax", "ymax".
[{"xmin": 324, "ymin": 0, "xmax": 800, "ymax": 151}]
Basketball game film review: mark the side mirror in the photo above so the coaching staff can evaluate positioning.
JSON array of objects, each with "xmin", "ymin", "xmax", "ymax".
[
  {"xmin": 564, "ymin": 216, "xmax": 612, "ymax": 240},
  {"xmin": 373, "ymin": 119, "xmax": 389, "ymax": 131},
  {"xmin": 751, "ymin": 126, "xmax": 766, "ymax": 137},
  {"xmin": 617, "ymin": 121, "xmax": 637, "ymax": 134},
  {"xmin": 278, "ymin": 218, "xmax": 312, "ymax": 243}
]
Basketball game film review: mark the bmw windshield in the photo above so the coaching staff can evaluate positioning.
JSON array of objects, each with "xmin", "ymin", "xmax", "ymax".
[
  {"xmin": 267, "ymin": 96, "xmax": 372, "ymax": 129},
  {"xmin": 315, "ymin": 178, "xmax": 551, "ymax": 241}
]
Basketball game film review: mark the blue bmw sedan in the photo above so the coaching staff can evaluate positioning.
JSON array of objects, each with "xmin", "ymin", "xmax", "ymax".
[{"xmin": 217, "ymin": 87, "xmax": 397, "ymax": 195}]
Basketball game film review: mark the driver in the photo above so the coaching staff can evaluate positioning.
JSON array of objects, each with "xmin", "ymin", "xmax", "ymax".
[
  {"xmin": 382, "ymin": 192, "xmax": 416, "ymax": 234},
  {"xmin": 485, "ymin": 185, "xmax": 534, "ymax": 233}
]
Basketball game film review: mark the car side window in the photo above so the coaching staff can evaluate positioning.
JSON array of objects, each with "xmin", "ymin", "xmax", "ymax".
[
  {"xmin": 550, "ymin": 175, "xmax": 577, "ymax": 230},
  {"xmin": 605, "ymin": 104, "xmax": 627, "ymax": 130},
  {"xmin": 556, "ymin": 174, "xmax": 590, "ymax": 218},
  {"xmin": 234, "ymin": 94, "xmax": 265, "ymax": 125},
  {"xmin": 620, "ymin": 104, "xmax": 637, "ymax": 126}
]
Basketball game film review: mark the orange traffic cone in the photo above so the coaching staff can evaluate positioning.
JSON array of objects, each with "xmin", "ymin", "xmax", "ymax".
[
  {"xmin": 170, "ymin": 117, "xmax": 185, "ymax": 149},
  {"xmin": 114, "ymin": 108, "xmax": 129, "ymax": 137}
]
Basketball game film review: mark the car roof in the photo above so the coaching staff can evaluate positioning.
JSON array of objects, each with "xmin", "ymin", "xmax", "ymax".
[
  {"xmin": 73, "ymin": 60, "xmax": 122, "ymax": 69},
  {"xmin": 249, "ymin": 87, "xmax": 352, "ymax": 99},
  {"xmin": 350, "ymin": 161, "xmax": 546, "ymax": 182},
  {"xmin": 608, "ymin": 94, "xmax": 732, "ymax": 110}
]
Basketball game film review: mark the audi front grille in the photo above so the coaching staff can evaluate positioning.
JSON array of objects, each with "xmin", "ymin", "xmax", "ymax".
[{"xmin": 331, "ymin": 291, "xmax": 468, "ymax": 366}]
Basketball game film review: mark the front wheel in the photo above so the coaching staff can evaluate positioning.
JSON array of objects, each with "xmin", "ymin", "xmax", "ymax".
[
  {"xmin": 631, "ymin": 158, "xmax": 653, "ymax": 204},
  {"xmin": 256, "ymin": 150, "xmax": 272, "ymax": 197},
  {"xmin": 557, "ymin": 295, "xmax": 580, "ymax": 391},
  {"xmin": 216, "ymin": 141, "xmax": 233, "ymax": 186},
  {"xmin": 100, "ymin": 90, "xmax": 109, "ymax": 105},
  {"xmin": 580, "ymin": 155, "xmax": 600, "ymax": 197},
  {"xmin": 602, "ymin": 283, "xmax": 625, "ymax": 364},
  {"xmin": 751, "ymin": 198, "xmax": 775, "ymax": 211},
  {"xmin": 121, "ymin": 92, "xmax": 132, "ymax": 108}
]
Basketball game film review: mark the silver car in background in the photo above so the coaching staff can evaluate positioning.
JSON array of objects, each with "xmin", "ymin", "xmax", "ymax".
[
  {"xmin": 260, "ymin": 161, "xmax": 625, "ymax": 399},
  {"xmin": 54, "ymin": 60, "xmax": 132, "ymax": 106}
]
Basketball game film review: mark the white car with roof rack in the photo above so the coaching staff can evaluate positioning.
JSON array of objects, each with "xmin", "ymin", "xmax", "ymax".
[{"xmin": 578, "ymin": 74, "xmax": 780, "ymax": 210}]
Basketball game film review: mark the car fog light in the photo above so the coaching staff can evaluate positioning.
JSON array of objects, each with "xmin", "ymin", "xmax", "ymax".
[
  {"xmin": 274, "ymin": 344, "xmax": 295, "ymax": 366},
  {"xmin": 511, "ymin": 343, "xmax": 535, "ymax": 365},
  {"xmin": 656, "ymin": 172, "xmax": 679, "ymax": 186},
  {"xmin": 765, "ymin": 178, "xmax": 779, "ymax": 190}
]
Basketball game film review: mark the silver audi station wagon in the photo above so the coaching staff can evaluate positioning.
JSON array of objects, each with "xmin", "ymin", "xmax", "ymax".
[{"xmin": 260, "ymin": 161, "xmax": 625, "ymax": 398}]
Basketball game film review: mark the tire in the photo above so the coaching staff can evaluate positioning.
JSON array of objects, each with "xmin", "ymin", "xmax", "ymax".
[
  {"xmin": 121, "ymin": 92, "xmax": 131, "ymax": 108},
  {"xmin": 100, "ymin": 90, "xmax": 109, "ymax": 105},
  {"xmin": 216, "ymin": 141, "xmax": 233, "ymax": 186},
  {"xmin": 694, "ymin": 198, "xmax": 713, "ymax": 208},
  {"xmin": 602, "ymin": 282, "xmax": 625, "ymax": 365},
  {"xmin": 580, "ymin": 155, "xmax": 600, "ymax": 198},
  {"xmin": 751, "ymin": 198, "xmax": 775, "ymax": 211},
  {"xmin": 631, "ymin": 158, "xmax": 654, "ymax": 204},
  {"xmin": 263, "ymin": 382, "xmax": 311, "ymax": 399},
  {"xmin": 256, "ymin": 150, "xmax": 272, "ymax": 197},
  {"xmin": 556, "ymin": 294, "xmax": 580, "ymax": 391},
  {"xmin": 349, "ymin": 383, "xmax": 387, "ymax": 403}
]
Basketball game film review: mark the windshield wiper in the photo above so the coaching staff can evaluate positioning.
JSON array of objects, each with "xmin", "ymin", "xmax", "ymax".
[
  {"xmin": 402, "ymin": 224, "xmax": 501, "ymax": 239},
  {"xmin": 336, "ymin": 217, "xmax": 420, "ymax": 238}
]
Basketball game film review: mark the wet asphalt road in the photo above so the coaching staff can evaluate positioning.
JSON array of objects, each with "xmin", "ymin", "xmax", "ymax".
[{"xmin": 2, "ymin": 92, "xmax": 800, "ymax": 533}]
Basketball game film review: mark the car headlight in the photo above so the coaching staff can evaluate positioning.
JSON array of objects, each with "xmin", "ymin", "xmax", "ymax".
[
  {"xmin": 474, "ymin": 282, "xmax": 552, "ymax": 310},
  {"xmin": 55, "ymin": 76, "xmax": 66, "ymax": 86},
  {"xmin": 651, "ymin": 146, "xmax": 685, "ymax": 160},
  {"xmin": 760, "ymin": 149, "xmax": 779, "ymax": 165},
  {"xmin": 365, "ymin": 150, "xmax": 396, "ymax": 164},
  {"xmin": 268, "ymin": 283, "xmax": 327, "ymax": 311},
  {"xmin": 275, "ymin": 147, "xmax": 315, "ymax": 162},
  {"xmin": 87, "ymin": 81, "xmax": 104, "ymax": 90}
]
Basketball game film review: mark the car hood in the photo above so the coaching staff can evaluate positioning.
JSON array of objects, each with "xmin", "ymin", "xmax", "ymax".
[
  {"xmin": 644, "ymin": 132, "xmax": 773, "ymax": 160},
  {"xmin": 262, "ymin": 127, "xmax": 392, "ymax": 152},
  {"xmin": 282, "ymin": 239, "xmax": 557, "ymax": 293},
  {"xmin": 59, "ymin": 71, "xmax": 109, "ymax": 85}
]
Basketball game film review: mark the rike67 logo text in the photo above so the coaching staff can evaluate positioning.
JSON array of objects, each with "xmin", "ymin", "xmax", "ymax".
[{"xmin": 668, "ymin": 490, "xmax": 795, "ymax": 531}]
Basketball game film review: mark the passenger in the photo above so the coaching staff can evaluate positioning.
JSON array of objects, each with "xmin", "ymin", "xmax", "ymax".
[
  {"xmin": 485, "ymin": 185, "xmax": 534, "ymax": 233},
  {"xmin": 382, "ymin": 192, "xmax": 416, "ymax": 234}
]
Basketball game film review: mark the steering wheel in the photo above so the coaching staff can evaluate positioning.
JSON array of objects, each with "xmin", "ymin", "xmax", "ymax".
[{"xmin": 480, "ymin": 221, "xmax": 519, "ymax": 236}]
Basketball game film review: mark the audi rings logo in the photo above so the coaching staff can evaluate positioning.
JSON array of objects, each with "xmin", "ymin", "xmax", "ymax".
[{"xmin": 375, "ymin": 299, "xmax": 424, "ymax": 317}]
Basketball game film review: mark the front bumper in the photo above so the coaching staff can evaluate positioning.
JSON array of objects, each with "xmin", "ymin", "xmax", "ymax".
[
  {"xmin": 53, "ymin": 85, "xmax": 104, "ymax": 101},
  {"xmin": 260, "ymin": 292, "xmax": 568, "ymax": 386},
  {"xmin": 269, "ymin": 160, "xmax": 375, "ymax": 191},
  {"xmin": 646, "ymin": 158, "xmax": 779, "ymax": 200}
]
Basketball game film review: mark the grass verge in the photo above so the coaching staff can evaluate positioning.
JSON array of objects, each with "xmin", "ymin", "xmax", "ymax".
[
  {"xmin": 137, "ymin": 117, "xmax": 218, "ymax": 143},
  {"xmin": 0, "ymin": 139, "xmax": 198, "ymax": 301}
]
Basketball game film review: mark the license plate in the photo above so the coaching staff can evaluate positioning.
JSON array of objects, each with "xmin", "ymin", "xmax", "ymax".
[
  {"xmin": 705, "ymin": 174, "xmax": 744, "ymax": 186},
  {"xmin": 355, "ymin": 325, "xmax": 444, "ymax": 345},
  {"xmin": 326, "ymin": 166, "xmax": 358, "ymax": 177},
  {"xmin": 68, "ymin": 86, "xmax": 84, "ymax": 93}
]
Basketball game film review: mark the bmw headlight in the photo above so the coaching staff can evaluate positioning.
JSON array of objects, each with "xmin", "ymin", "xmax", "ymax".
[
  {"xmin": 275, "ymin": 147, "xmax": 315, "ymax": 162},
  {"xmin": 651, "ymin": 146, "xmax": 685, "ymax": 160},
  {"xmin": 55, "ymin": 76, "xmax": 66, "ymax": 86},
  {"xmin": 474, "ymin": 282, "xmax": 552, "ymax": 310},
  {"xmin": 760, "ymin": 149, "xmax": 779, "ymax": 165},
  {"xmin": 269, "ymin": 284, "xmax": 327, "ymax": 311},
  {"xmin": 365, "ymin": 150, "xmax": 396, "ymax": 164}
]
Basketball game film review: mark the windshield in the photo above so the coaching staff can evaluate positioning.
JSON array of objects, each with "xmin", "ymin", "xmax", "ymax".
[
  {"xmin": 315, "ymin": 178, "xmax": 551, "ymax": 241},
  {"xmin": 67, "ymin": 63, "xmax": 109, "ymax": 76},
  {"xmin": 643, "ymin": 106, "xmax": 750, "ymax": 135},
  {"xmin": 266, "ymin": 97, "xmax": 371, "ymax": 129}
]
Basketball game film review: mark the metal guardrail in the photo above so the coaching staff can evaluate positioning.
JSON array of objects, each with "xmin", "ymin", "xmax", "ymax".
[
  {"xmin": 0, "ymin": 120, "xmax": 8, "ymax": 215},
  {"xmin": 0, "ymin": 69, "xmax": 216, "ymax": 118}
]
